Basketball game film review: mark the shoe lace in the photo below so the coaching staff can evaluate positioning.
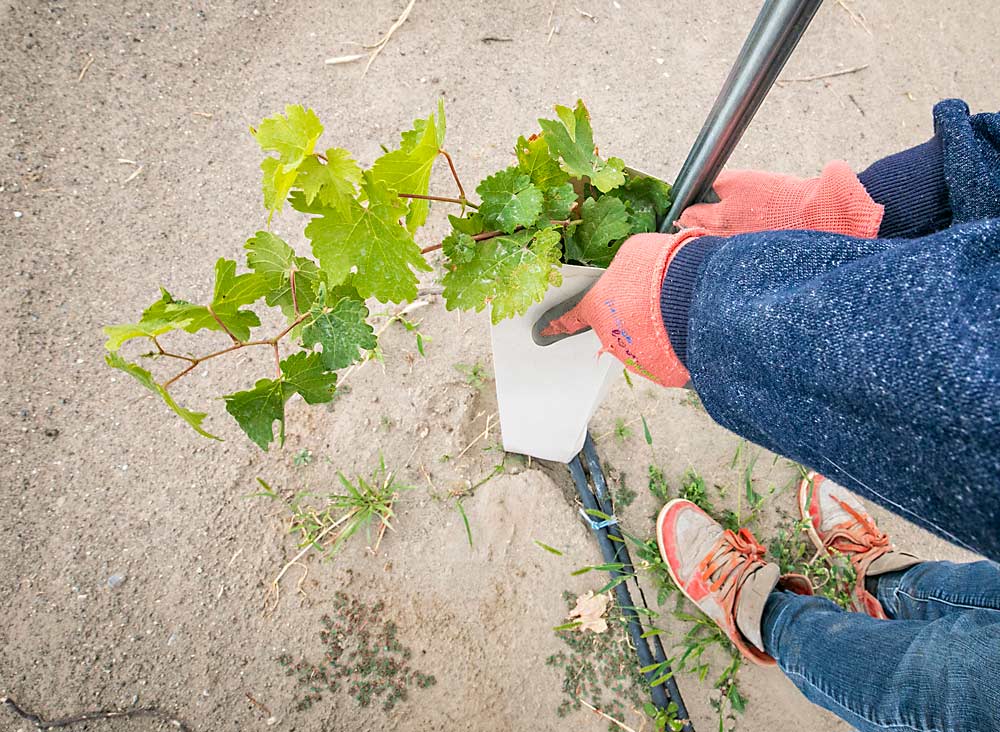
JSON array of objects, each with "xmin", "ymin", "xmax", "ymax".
[
  {"xmin": 697, "ymin": 528, "xmax": 767, "ymax": 600},
  {"xmin": 825, "ymin": 497, "xmax": 891, "ymax": 563}
]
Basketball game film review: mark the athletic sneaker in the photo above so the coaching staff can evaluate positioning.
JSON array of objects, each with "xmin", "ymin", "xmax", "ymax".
[
  {"xmin": 798, "ymin": 471, "xmax": 921, "ymax": 619},
  {"xmin": 656, "ymin": 499, "xmax": 795, "ymax": 665}
]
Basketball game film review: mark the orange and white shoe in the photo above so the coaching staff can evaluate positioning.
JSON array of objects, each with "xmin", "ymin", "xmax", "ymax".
[
  {"xmin": 656, "ymin": 499, "xmax": 782, "ymax": 665},
  {"xmin": 798, "ymin": 472, "xmax": 921, "ymax": 619}
]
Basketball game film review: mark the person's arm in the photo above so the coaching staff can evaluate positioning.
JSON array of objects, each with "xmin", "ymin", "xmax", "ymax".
[
  {"xmin": 546, "ymin": 100, "xmax": 1000, "ymax": 559},
  {"xmin": 663, "ymin": 220, "xmax": 1000, "ymax": 562}
]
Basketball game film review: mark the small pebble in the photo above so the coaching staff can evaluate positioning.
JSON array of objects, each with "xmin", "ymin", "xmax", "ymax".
[
  {"xmin": 108, "ymin": 573, "xmax": 127, "ymax": 590},
  {"xmin": 14, "ymin": 211, "xmax": 23, "ymax": 218}
]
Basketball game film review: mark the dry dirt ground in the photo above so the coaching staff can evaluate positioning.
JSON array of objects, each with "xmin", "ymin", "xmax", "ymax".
[{"xmin": 0, "ymin": 1, "xmax": 994, "ymax": 731}]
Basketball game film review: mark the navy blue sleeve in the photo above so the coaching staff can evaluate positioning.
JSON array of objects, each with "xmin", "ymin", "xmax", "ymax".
[
  {"xmin": 679, "ymin": 222, "xmax": 1000, "ymax": 561},
  {"xmin": 660, "ymin": 101, "xmax": 1000, "ymax": 560},
  {"xmin": 857, "ymin": 99, "xmax": 1000, "ymax": 237}
]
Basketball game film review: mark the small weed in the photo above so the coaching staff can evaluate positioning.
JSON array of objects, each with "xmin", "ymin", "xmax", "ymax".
[
  {"xmin": 380, "ymin": 415, "xmax": 394, "ymax": 432},
  {"xmin": 648, "ymin": 466, "xmax": 670, "ymax": 503},
  {"xmin": 612, "ymin": 476, "xmax": 637, "ymax": 510},
  {"xmin": 278, "ymin": 592, "xmax": 436, "ymax": 714},
  {"xmin": 646, "ymin": 701, "xmax": 687, "ymax": 732},
  {"xmin": 769, "ymin": 517, "xmax": 858, "ymax": 609},
  {"xmin": 385, "ymin": 310, "xmax": 430, "ymax": 356},
  {"xmin": 679, "ymin": 469, "xmax": 715, "ymax": 515},
  {"xmin": 326, "ymin": 383, "xmax": 353, "ymax": 409},
  {"xmin": 548, "ymin": 592, "xmax": 656, "ymax": 731},
  {"xmin": 454, "ymin": 361, "xmax": 490, "ymax": 390},
  {"xmin": 613, "ymin": 417, "xmax": 633, "ymax": 443},
  {"xmin": 680, "ymin": 390, "xmax": 705, "ymax": 412},
  {"xmin": 258, "ymin": 458, "xmax": 410, "ymax": 609},
  {"xmin": 293, "ymin": 448, "xmax": 313, "ymax": 467}
]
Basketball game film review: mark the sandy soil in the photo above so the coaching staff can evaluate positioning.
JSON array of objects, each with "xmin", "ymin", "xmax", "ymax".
[{"xmin": 0, "ymin": 1, "xmax": 992, "ymax": 731}]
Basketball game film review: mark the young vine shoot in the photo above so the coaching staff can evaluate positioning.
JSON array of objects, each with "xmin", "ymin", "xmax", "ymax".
[{"xmin": 104, "ymin": 99, "xmax": 672, "ymax": 449}]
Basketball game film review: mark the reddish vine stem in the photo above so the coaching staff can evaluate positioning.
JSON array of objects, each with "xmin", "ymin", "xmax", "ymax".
[
  {"xmin": 160, "ymin": 311, "xmax": 311, "ymax": 390},
  {"xmin": 314, "ymin": 151, "xmax": 327, "ymax": 162},
  {"xmin": 420, "ymin": 219, "xmax": 575, "ymax": 254},
  {"xmin": 208, "ymin": 304, "xmax": 240, "ymax": 344},
  {"xmin": 397, "ymin": 192, "xmax": 477, "ymax": 209},
  {"xmin": 272, "ymin": 342, "xmax": 281, "ymax": 376},
  {"xmin": 438, "ymin": 148, "xmax": 466, "ymax": 201},
  {"xmin": 152, "ymin": 336, "xmax": 196, "ymax": 363}
]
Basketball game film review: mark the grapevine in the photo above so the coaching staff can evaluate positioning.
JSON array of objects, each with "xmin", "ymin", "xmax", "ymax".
[{"xmin": 104, "ymin": 99, "xmax": 672, "ymax": 448}]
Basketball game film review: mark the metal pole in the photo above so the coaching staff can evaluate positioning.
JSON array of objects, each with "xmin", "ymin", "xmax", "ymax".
[{"xmin": 659, "ymin": 0, "xmax": 824, "ymax": 231}]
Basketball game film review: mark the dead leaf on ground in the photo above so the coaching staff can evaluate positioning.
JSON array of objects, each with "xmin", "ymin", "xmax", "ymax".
[{"xmin": 567, "ymin": 590, "xmax": 609, "ymax": 633}]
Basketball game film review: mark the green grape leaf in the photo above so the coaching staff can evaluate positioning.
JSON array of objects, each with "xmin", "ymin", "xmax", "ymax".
[
  {"xmin": 137, "ymin": 260, "xmax": 265, "ymax": 342},
  {"xmin": 260, "ymin": 157, "xmax": 299, "ymax": 214},
  {"xmin": 212, "ymin": 258, "xmax": 268, "ymax": 309},
  {"xmin": 287, "ymin": 190, "xmax": 330, "ymax": 216},
  {"xmin": 370, "ymin": 99, "xmax": 446, "ymax": 232},
  {"xmin": 443, "ymin": 227, "xmax": 563, "ymax": 324},
  {"xmin": 224, "ymin": 377, "xmax": 288, "ymax": 450},
  {"xmin": 141, "ymin": 288, "xmax": 261, "ymax": 342},
  {"xmin": 280, "ymin": 351, "xmax": 339, "ymax": 404},
  {"xmin": 448, "ymin": 213, "xmax": 485, "ymax": 236},
  {"xmin": 223, "ymin": 352, "xmax": 338, "ymax": 449},
  {"xmin": 252, "ymin": 104, "xmax": 324, "ymax": 171},
  {"xmin": 245, "ymin": 231, "xmax": 323, "ymax": 320},
  {"xmin": 296, "ymin": 147, "xmax": 362, "ymax": 209},
  {"xmin": 537, "ymin": 100, "xmax": 626, "ymax": 193},
  {"xmin": 541, "ymin": 182, "xmax": 578, "ymax": 221},
  {"xmin": 106, "ymin": 352, "xmax": 220, "ymax": 440},
  {"xmin": 301, "ymin": 284, "xmax": 377, "ymax": 371},
  {"xmin": 442, "ymin": 230, "xmax": 476, "ymax": 265},
  {"xmin": 568, "ymin": 196, "xmax": 632, "ymax": 267},
  {"xmin": 476, "ymin": 167, "xmax": 544, "ymax": 234},
  {"xmin": 515, "ymin": 134, "xmax": 569, "ymax": 189},
  {"xmin": 608, "ymin": 175, "xmax": 673, "ymax": 233},
  {"xmin": 305, "ymin": 172, "xmax": 431, "ymax": 303},
  {"xmin": 103, "ymin": 319, "xmax": 177, "ymax": 352},
  {"xmin": 253, "ymin": 105, "xmax": 326, "ymax": 217}
]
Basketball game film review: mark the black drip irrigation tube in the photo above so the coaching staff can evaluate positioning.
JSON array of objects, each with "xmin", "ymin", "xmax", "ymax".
[{"xmin": 568, "ymin": 433, "xmax": 694, "ymax": 731}]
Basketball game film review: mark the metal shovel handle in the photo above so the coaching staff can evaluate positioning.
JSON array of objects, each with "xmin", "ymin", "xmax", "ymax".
[{"xmin": 659, "ymin": 0, "xmax": 824, "ymax": 232}]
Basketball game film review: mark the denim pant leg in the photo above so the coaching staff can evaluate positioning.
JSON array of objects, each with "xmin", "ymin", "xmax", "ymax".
[
  {"xmin": 762, "ymin": 591, "xmax": 1000, "ymax": 732},
  {"xmin": 877, "ymin": 560, "xmax": 1000, "ymax": 620}
]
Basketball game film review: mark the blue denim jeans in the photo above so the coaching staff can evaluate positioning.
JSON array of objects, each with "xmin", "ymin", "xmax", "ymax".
[{"xmin": 762, "ymin": 561, "xmax": 1000, "ymax": 731}]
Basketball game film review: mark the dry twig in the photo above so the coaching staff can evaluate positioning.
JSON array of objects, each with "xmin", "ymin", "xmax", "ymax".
[
  {"xmin": 322, "ymin": 0, "xmax": 416, "ymax": 73},
  {"xmin": 77, "ymin": 55, "xmax": 94, "ymax": 82},
  {"xmin": 122, "ymin": 165, "xmax": 144, "ymax": 185},
  {"xmin": 836, "ymin": 0, "xmax": 873, "ymax": 35},
  {"xmin": 777, "ymin": 63, "xmax": 869, "ymax": 85},
  {"xmin": 454, "ymin": 412, "xmax": 496, "ymax": 461},
  {"xmin": 324, "ymin": 53, "xmax": 367, "ymax": 66},
  {"xmin": 2, "ymin": 696, "xmax": 191, "ymax": 731},
  {"xmin": 577, "ymin": 698, "xmax": 639, "ymax": 732}
]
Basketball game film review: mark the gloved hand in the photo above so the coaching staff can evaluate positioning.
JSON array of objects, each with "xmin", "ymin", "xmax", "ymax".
[
  {"xmin": 541, "ymin": 229, "xmax": 707, "ymax": 387},
  {"xmin": 543, "ymin": 162, "xmax": 884, "ymax": 385},
  {"xmin": 677, "ymin": 161, "xmax": 884, "ymax": 238}
]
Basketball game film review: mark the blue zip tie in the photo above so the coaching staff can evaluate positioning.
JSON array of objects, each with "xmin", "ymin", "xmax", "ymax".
[{"xmin": 579, "ymin": 507, "xmax": 618, "ymax": 531}]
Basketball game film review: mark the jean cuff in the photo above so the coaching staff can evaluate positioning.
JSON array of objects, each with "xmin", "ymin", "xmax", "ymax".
[
  {"xmin": 761, "ymin": 590, "xmax": 798, "ymax": 659},
  {"xmin": 660, "ymin": 235, "xmax": 725, "ymax": 368}
]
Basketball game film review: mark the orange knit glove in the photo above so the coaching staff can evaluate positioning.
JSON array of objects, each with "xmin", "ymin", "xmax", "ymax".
[
  {"xmin": 677, "ymin": 161, "xmax": 884, "ymax": 238},
  {"xmin": 541, "ymin": 229, "xmax": 707, "ymax": 386}
]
